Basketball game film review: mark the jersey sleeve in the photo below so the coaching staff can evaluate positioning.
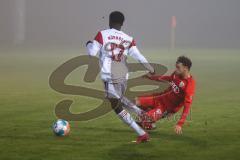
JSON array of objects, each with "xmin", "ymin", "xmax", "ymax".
[
  {"xmin": 128, "ymin": 39, "xmax": 154, "ymax": 73},
  {"xmin": 177, "ymin": 79, "xmax": 196, "ymax": 127},
  {"xmin": 129, "ymin": 39, "xmax": 136, "ymax": 49},
  {"xmin": 94, "ymin": 31, "xmax": 103, "ymax": 45},
  {"xmin": 148, "ymin": 72, "xmax": 174, "ymax": 82},
  {"xmin": 86, "ymin": 31, "xmax": 103, "ymax": 56},
  {"xmin": 148, "ymin": 75, "xmax": 172, "ymax": 81}
]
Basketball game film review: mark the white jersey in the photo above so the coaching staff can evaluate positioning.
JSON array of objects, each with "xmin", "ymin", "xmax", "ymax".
[{"xmin": 86, "ymin": 28, "xmax": 154, "ymax": 82}]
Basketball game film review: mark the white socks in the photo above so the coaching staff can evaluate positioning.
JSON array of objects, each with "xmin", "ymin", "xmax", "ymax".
[
  {"xmin": 118, "ymin": 110, "xmax": 146, "ymax": 136},
  {"xmin": 130, "ymin": 105, "xmax": 143, "ymax": 116},
  {"xmin": 121, "ymin": 97, "xmax": 144, "ymax": 116}
]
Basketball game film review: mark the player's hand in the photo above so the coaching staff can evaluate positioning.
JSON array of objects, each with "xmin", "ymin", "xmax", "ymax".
[
  {"xmin": 174, "ymin": 125, "xmax": 182, "ymax": 135},
  {"xmin": 142, "ymin": 72, "xmax": 153, "ymax": 79},
  {"xmin": 142, "ymin": 74, "xmax": 150, "ymax": 79}
]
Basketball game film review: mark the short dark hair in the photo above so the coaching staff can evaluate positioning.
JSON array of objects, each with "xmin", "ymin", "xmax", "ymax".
[
  {"xmin": 109, "ymin": 11, "xmax": 125, "ymax": 25},
  {"xmin": 176, "ymin": 56, "xmax": 192, "ymax": 70}
]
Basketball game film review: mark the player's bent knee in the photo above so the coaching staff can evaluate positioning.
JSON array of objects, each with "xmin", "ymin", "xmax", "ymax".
[{"xmin": 108, "ymin": 98, "xmax": 123, "ymax": 114}]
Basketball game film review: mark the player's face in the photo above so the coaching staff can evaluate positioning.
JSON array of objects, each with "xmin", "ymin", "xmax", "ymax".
[{"xmin": 175, "ymin": 63, "xmax": 188, "ymax": 76}]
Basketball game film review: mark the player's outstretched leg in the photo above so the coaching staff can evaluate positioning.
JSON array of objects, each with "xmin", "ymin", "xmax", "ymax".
[
  {"xmin": 134, "ymin": 96, "xmax": 158, "ymax": 130},
  {"xmin": 138, "ymin": 107, "xmax": 163, "ymax": 130},
  {"xmin": 121, "ymin": 96, "xmax": 146, "ymax": 116},
  {"xmin": 109, "ymin": 98, "xmax": 150, "ymax": 143}
]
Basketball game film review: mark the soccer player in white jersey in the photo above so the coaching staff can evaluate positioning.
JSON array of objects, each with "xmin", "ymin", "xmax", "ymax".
[{"xmin": 86, "ymin": 11, "xmax": 155, "ymax": 143}]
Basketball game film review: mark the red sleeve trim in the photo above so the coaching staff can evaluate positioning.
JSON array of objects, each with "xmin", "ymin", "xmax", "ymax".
[
  {"xmin": 129, "ymin": 39, "xmax": 136, "ymax": 48},
  {"xmin": 94, "ymin": 31, "xmax": 103, "ymax": 45}
]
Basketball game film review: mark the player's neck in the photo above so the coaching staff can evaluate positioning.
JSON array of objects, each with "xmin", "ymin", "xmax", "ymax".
[
  {"xmin": 182, "ymin": 72, "xmax": 191, "ymax": 79},
  {"xmin": 110, "ymin": 25, "xmax": 121, "ymax": 31}
]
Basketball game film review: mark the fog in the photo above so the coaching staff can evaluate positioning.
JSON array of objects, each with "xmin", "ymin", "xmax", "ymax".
[{"xmin": 0, "ymin": 0, "xmax": 240, "ymax": 48}]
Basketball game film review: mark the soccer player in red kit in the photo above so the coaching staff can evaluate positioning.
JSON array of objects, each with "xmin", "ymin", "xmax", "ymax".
[{"xmin": 136, "ymin": 56, "xmax": 195, "ymax": 134}]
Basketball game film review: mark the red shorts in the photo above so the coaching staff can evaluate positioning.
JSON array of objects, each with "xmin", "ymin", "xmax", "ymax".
[{"xmin": 137, "ymin": 94, "xmax": 167, "ymax": 114}]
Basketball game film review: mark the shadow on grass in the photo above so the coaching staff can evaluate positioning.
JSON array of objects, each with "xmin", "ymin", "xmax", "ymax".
[
  {"xmin": 107, "ymin": 132, "xmax": 207, "ymax": 160},
  {"xmin": 108, "ymin": 143, "xmax": 158, "ymax": 160},
  {"xmin": 82, "ymin": 126, "xmax": 206, "ymax": 146},
  {"xmin": 75, "ymin": 126, "xmax": 207, "ymax": 159},
  {"xmin": 150, "ymin": 131, "xmax": 207, "ymax": 148}
]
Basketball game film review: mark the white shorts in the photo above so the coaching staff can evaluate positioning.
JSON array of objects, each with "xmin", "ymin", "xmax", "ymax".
[{"xmin": 103, "ymin": 81, "xmax": 127, "ymax": 99}]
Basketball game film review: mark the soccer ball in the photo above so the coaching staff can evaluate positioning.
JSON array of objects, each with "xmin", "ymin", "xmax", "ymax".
[{"xmin": 52, "ymin": 119, "xmax": 70, "ymax": 136}]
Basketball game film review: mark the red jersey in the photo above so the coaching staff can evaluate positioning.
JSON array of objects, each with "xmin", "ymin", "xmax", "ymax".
[{"xmin": 149, "ymin": 72, "xmax": 196, "ymax": 126}]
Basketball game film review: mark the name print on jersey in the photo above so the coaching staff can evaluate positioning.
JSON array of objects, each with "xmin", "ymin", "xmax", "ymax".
[{"xmin": 104, "ymin": 37, "xmax": 131, "ymax": 62}]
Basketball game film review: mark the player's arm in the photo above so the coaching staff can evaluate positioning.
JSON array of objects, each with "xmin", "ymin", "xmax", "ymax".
[
  {"xmin": 86, "ymin": 31, "xmax": 103, "ymax": 56},
  {"xmin": 145, "ymin": 74, "xmax": 172, "ymax": 82},
  {"xmin": 128, "ymin": 40, "xmax": 155, "ymax": 74},
  {"xmin": 143, "ymin": 72, "xmax": 174, "ymax": 82},
  {"xmin": 175, "ymin": 80, "xmax": 195, "ymax": 134}
]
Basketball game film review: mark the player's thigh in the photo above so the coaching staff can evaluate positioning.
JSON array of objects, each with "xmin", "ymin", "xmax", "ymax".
[
  {"xmin": 136, "ymin": 95, "xmax": 156, "ymax": 109},
  {"xmin": 103, "ymin": 81, "xmax": 124, "ymax": 99}
]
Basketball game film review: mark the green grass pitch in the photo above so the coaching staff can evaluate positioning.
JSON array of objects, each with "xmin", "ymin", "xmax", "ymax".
[{"xmin": 0, "ymin": 48, "xmax": 239, "ymax": 160}]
